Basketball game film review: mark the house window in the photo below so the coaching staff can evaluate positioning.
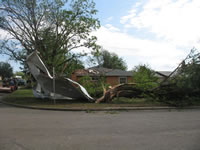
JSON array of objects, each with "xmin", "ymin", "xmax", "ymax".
[
  {"xmin": 91, "ymin": 76, "xmax": 99, "ymax": 81},
  {"xmin": 119, "ymin": 77, "xmax": 127, "ymax": 84}
]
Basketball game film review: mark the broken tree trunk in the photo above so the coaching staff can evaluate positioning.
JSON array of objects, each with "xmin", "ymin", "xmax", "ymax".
[{"xmin": 95, "ymin": 83, "xmax": 145, "ymax": 103}]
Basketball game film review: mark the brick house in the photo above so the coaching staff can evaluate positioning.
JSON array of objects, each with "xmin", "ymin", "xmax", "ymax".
[{"xmin": 71, "ymin": 67, "xmax": 133, "ymax": 86}]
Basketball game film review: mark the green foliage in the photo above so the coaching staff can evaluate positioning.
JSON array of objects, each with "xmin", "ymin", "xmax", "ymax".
[
  {"xmin": 0, "ymin": 62, "xmax": 13, "ymax": 79},
  {"xmin": 14, "ymin": 71, "xmax": 25, "ymax": 78},
  {"xmin": 78, "ymin": 75, "xmax": 108, "ymax": 97},
  {"xmin": 176, "ymin": 62, "xmax": 200, "ymax": 92},
  {"xmin": 155, "ymin": 49, "xmax": 200, "ymax": 106},
  {"xmin": 90, "ymin": 48, "xmax": 127, "ymax": 70},
  {"xmin": 65, "ymin": 58, "xmax": 85, "ymax": 77},
  {"xmin": 169, "ymin": 49, "xmax": 200, "ymax": 95},
  {"xmin": 133, "ymin": 64, "xmax": 159, "ymax": 91},
  {"xmin": 78, "ymin": 76, "xmax": 95, "ymax": 96},
  {"xmin": 0, "ymin": 0, "xmax": 100, "ymax": 75}
]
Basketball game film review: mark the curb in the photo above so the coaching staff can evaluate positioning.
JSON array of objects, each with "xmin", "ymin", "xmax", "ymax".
[{"xmin": 1, "ymin": 100, "xmax": 200, "ymax": 112}]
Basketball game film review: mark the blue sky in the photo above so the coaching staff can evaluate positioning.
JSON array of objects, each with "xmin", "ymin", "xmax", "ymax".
[
  {"xmin": 1, "ymin": 0, "xmax": 200, "ymax": 72},
  {"xmin": 0, "ymin": 55, "xmax": 22, "ymax": 73},
  {"xmin": 92, "ymin": 0, "xmax": 200, "ymax": 71}
]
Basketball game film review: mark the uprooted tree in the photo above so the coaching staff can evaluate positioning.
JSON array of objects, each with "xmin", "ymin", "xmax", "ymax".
[
  {"xmin": 96, "ymin": 48, "xmax": 200, "ymax": 106},
  {"xmin": 96, "ymin": 64, "xmax": 158, "ymax": 103},
  {"xmin": 0, "ymin": 0, "xmax": 100, "ymax": 75},
  {"xmin": 153, "ymin": 48, "xmax": 200, "ymax": 106}
]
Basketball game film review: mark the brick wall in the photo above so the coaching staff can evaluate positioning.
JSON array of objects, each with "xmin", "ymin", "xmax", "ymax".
[
  {"xmin": 71, "ymin": 73, "xmax": 77, "ymax": 81},
  {"xmin": 128, "ymin": 76, "xmax": 133, "ymax": 83},
  {"xmin": 106, "ymin": 76, "xmax": 119, "ymax": 86},
  {"xmin": 106, "ymin": 76, "xmax": 133, "ymax": 86},
  {"xmin": 71, "ymin": 74, "xmax": 133, "ymax": 87}
]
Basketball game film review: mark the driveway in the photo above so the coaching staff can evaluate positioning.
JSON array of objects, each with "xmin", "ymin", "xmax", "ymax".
[
  {"xmin": 0, "ymin": 99, "xmax": 200, "ymax": 150},
  {"xmin": 0, "ymin": 92, "xmax": 9, "ymax": 108}
]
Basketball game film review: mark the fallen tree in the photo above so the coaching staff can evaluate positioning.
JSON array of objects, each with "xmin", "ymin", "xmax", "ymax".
[
  {"xmin": 96, "ymin": 83, "xmax": 146, "ymax": 103},
  {"xmin": 96, "ymin": 65, "xmax": 159, "ymax": 103},
  {"xmin": 96, "ymin": 48, "xmax": 200, "ymax": 106}
]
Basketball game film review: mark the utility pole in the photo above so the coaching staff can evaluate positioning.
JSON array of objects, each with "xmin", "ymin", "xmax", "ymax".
[{"xmin": 53, "ymin": 67, "xmax": 56, "ymax": 104}]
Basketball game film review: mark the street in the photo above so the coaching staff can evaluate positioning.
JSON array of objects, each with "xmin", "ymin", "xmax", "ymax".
[{"xmin": 0, "ymin": 94, "xmax": 200, "ymax": 150}]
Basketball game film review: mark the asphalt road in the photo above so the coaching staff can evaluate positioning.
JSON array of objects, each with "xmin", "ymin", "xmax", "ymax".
[{"xmin": 0, "ymin": 94, "xmax": 200, "ymax": 150}]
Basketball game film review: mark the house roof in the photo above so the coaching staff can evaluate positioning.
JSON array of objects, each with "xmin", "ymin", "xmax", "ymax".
[
  {"xmin": 74, "ymin": 67, "xmax": 133, "ymax": 77},
  {"xmin": 105, "ymin": 69, "xmax": 133, "ymax": 76},
  {"xmin": 73, "ymin": 67, "xmax": 174, "ymax": 78},
  {"xmin": 155, "ymin": 71, "xmax": 172, "ymax": 77},
  {"xmin": 88, "ymin": 67, "xmax": 112, "ymax": 74},
  {"xmin": 89, "ymin": 67, "xmax": 133, "ymax": 77}
]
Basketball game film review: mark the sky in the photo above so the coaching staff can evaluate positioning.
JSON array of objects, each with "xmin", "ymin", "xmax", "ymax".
[
  {"xmin": 92, "ymin": 0, "xmax": 200, "ymax": 71},
  {"xmin": 1, "ymin": 0, "xmax": 200, "ymax": 72}
]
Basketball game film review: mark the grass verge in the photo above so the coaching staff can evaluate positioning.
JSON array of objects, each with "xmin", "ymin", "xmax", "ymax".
[{"xmin": 2, "ymin": 89, "xmax": 167, "ymax": 109}]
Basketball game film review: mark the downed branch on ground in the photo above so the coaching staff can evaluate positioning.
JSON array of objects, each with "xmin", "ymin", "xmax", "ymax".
[{"xmin": 95, "ymin": 83, "xmax": 147, "ymax": 103}]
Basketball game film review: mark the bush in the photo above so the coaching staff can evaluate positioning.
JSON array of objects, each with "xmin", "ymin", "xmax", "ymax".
[
  {"xmin": 79, "ymin": 76, "xmax": 109, "ymax": 98},
  {"xmin": 133, "ymin": 64, "xmax": 159, "ymax": 91}
]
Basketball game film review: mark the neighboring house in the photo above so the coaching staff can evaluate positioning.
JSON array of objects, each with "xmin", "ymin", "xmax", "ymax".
[
  {"xmin": 71, "ymin": 67, "xmax": 133, "ymax": 86},
  {"xmin": 155, "ymin": 71, "xmax": 173, "ymax": 81}
]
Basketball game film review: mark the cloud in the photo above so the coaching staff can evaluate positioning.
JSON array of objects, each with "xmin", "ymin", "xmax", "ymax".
[
  {"xmin": 0, "ymin": 30, "xmax": 10, "ymax": 40},
  {"xmin": 93, "ymin": 25, "xmax": 186, "ymax": 71},
  {"xmin": 120, "ymin": 0, "xmax": 200, "ymax": 48},
  {"xmin": 104, "ymin": 24, "xmax": 120, "ymax": 32},
  {"xmin": 105, "ymin": 16, "xmax": 114, "ymax": 22},
  {"xmin": 120, "ymin": 10, "xmax": 136, "ymax": 24}
]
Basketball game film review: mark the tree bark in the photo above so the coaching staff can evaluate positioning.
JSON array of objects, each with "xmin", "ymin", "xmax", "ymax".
[{"xmin": 95, "ymin": 83, "xmax": 144, "ymax": 103}]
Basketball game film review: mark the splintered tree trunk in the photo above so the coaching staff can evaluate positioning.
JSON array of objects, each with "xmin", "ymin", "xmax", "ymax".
[{"xmin": 95, "ymin": 83, "xmax": 144, "ymax": 103}]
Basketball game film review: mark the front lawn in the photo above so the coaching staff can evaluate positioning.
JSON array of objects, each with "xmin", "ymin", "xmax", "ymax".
[{"xmin": 2, "ymin": 89, "xmax": 167, "ymax": 109}]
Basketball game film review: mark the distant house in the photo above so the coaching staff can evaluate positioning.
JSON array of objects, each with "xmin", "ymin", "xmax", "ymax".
[
  {"xmin": 71, "ymin": 67, "xmax": 133, "ymax": 86},
  {"xmin": 155, "ymin": 71, "xmax": 173, "ymax": 81}
]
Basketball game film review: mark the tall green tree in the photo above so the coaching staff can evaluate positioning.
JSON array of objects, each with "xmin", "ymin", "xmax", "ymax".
[
  {"xmin": 14, "ymin": 71, "xmax": 25, "ymax": 78},
  {"xmin": 65, "ymin": 57, "xmax": 85, "ymax": 77},
  {"xmin": 0, "ymin": 62, "xmax": 13, "ymax": 80},
  {"xmin": 0, "ymin": 0, "xmax": 100, "ymax": 75},
  {"xmin": 90, "ymin": 48, "xmax": 127, "ymax": 70},
  {"xmin": 133, "ymin": 64, "xmax": 159, "ymax": 90}
]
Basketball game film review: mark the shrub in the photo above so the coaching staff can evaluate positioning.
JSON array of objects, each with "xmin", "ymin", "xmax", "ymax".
[
  {"xmin": 133, "ymin": 64, "xmax": 159, "ymax": 91},
  {"xmin": 79, "ymin": 76, "xmax": 109, "ymax": 98}
]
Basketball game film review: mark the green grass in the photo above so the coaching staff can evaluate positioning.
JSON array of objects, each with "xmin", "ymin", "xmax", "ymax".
[{"xmin": 3, "ymin": 89, "xmax": 167, "ymax": 109}]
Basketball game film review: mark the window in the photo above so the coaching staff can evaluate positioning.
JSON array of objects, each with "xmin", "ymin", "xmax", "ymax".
[
  {"xmin": 119, "ymin": 77, "xmax": 127, "ymax": 84},
  {"xmin": 91, "ymin": 76, "xmax": 99, "ymax": 81}
]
